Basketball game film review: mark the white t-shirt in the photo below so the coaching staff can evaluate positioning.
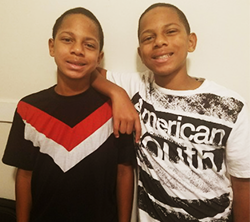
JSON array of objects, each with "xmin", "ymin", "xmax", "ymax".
[{"xmin": 108, "ymin": 70, "xmax": 250, "ymax": 222}]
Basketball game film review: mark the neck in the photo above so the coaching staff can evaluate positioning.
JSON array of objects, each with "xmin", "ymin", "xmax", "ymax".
[
  {"xmin": 155, "ymin": 73, "xmax": 202, "ymax": 90},
  {"xmin": 55, "ymin": 76, "xmax": 90, "ymax": 96}
]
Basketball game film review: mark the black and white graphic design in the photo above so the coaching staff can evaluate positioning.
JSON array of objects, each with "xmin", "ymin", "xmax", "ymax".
[{"xmin": 132, "ymin": 90, "xmax": 243, "ymax": 221}]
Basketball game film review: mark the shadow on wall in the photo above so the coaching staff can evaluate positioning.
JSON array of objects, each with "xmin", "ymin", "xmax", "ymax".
[{"xmin": 136, "ymin": 53, "xmax": 147, "ymax": 73}]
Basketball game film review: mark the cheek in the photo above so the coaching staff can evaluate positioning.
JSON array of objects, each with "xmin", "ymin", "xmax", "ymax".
[
  {"xmin": 139, "ymin": 47, "xmax": 150, "ymax": 61},
  {"xmin": 53, "ymin": 47, "xmax": 67, "ymax": 59},
  {"xmin": 89, "ymin": 53, "xmax": 101, "ymax": 66},
  {"xmin": 174, "ymin": 37, "xmax": 190, "ymax": 49}
]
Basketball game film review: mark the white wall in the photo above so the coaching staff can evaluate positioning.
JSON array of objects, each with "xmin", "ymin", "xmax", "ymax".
[
  {"xmin": 0, "ymin": 0, "xmax": 249, "ymax": 106},
  {"xmin": 0, "ymin": 0, "xmax": 249, "ymax": 215}
]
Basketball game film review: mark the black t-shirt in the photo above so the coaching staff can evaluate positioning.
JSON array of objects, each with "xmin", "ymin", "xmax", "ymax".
[{"xmin": 2, "ymin": 86, "xmax": 135, "ymax": 222}]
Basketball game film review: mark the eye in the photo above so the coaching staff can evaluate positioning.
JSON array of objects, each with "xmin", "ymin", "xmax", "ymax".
[
  {"xmin": 166, "ymin": 29, "xmax": 177, "ymax": 35},
  {"xmin": 141, "ymin": 35, "xmax": 154, "ymax": 43},
  {"xmin": 145, "ymin": 36, "xmax": 152, "ymax": 41},
  {"xmin": 61, "ymin": 37, "xmax": 73, "ymax": 43},
  {"xmin": 86, "ymin": 43, "xmax": 94, "ymax": 48},
  {"xmin": 85, "ymin": 42, "xmax": 97, "ymax": 50}
]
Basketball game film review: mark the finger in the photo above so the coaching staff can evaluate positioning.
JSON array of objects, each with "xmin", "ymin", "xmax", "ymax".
[
  {"xmin": 119, "ymin": 120, "xmax": 127, "ymax": 135},
  {"xmin": 134, "ymin": 118, "xmax": 142, "ymax": 143},
  {"xmin": 125, "ymin": 121, "xmax": 134, "ymax": 135},
  {"xmin": 113, "ymin": 119, "xmax": 120, "ymax": 138}
]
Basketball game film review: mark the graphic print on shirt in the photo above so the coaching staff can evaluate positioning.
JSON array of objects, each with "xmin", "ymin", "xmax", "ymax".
[
  {"xmin": 132, "ymin": 87, "xmax": 243, "ymax": 221},
  {"xmin": 17, "ymin": 100, "xmax": 113, "ymax": 172}
]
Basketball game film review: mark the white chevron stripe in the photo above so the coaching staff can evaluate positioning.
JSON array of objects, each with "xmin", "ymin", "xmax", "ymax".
[{"xmin": 24, "ymin": 118, "xmax": 113, "ymax": 172}]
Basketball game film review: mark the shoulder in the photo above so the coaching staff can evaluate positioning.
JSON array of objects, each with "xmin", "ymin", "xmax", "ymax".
[
  {"xmin": 87, "ymin": 88, "xmax": 111, "ymax": 108},
  {"xmin": 200, "ymin": 79, "xmax": 248, "ymax": 122},
  {"xmin": 20, "ymin": 86, "xmax": 55, "ymax": 105},
  {"xmin": 202, "ymin": 79, "xmax": 246, "ymax": 103},
  {"xmin": 16, "ymin": 86, "xmax": 56, "ymax": 116}
]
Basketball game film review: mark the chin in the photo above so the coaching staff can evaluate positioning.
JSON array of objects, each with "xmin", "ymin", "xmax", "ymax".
[{"xmin": 151, "ymin": 69, "xmax": 171, "ymax": 76}]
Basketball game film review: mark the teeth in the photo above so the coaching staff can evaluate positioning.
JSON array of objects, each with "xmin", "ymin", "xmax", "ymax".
[
  {"xmin": 154, "ymin": 53, "xmax": 171, "ymax": 59},
  {"xmin": 157, "ymin": 54, "xmax": 169, "ymax": 59}
]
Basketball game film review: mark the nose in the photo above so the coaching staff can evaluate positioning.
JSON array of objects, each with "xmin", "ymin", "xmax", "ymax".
[
  {"xmin": 71, "ymin": 42, "xmax": 84, "ymax": 56},
  {"xmin": 154, "ymin": 34, "xmax": 168, "ymax": 48}
]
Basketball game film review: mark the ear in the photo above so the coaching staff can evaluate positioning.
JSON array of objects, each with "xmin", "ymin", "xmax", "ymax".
[
  {"xmin": 188, "ymin": 33, "xmax": 197, "ymax": 52},
  {"xmin": 48, "ymin": 38, "xmax": 55, "ymax": 57},
  {"xmin": 97, "ymin": 51, "xmax": 104, "ymax": 64}
]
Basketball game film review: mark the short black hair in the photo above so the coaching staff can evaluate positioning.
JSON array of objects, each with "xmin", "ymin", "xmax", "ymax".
[
  {"xmin": 52, "ymin": 7, "xmax": 104, "ymax": 51},
  {"xmin": 138, "ymin": 3, "xmax": 191, "ymax": 38}
]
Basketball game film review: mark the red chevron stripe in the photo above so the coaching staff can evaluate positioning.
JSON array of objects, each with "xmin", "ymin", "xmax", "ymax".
[{"xmin": 17, "ymin": 100, "xmax": 113, "ymax": 151}]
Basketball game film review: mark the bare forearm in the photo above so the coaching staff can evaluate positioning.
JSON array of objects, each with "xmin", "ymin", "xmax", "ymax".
[
  {"xmin": 117, "ymin": 164, "xmax": 134, "ymax": 222},
  {"xmin": 91, "ymin": 69, "xmax": 141, "ymax": 142},
  {"xmin": 231, "ymin": 176, "xmax": 250, "ymax": 222},
  {"xmin": 93, "ymin": 74, "xmax": 138, "ymax": 138},
  {"xmin": 16, "ymin": 169, "xmax": 32, "ymax": 222},
  {"xmin": 91, "ymin": 69, "xmax": 124, "ymax": 99}
]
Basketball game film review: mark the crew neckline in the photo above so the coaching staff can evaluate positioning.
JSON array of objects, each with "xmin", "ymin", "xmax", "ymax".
[
  {"xmin": 153, "ymin": 78, "xmax": 207, "ymax": 95},
  {"xmin": 51, "ymin": 85, "xmax": 93, "ymax": 99}
]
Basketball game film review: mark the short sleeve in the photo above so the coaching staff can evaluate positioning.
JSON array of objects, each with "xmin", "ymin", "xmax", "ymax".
[
  {"xmin": 2, "ymin": 108, "xmax": 38, "ymax": 170},
  {"xmin": 107, "ymin": 70, "xmax": 150, "ymax": 99},
  {"xmin": 226, "ymin": 104, "xmax": 250, "ymax": 178}
]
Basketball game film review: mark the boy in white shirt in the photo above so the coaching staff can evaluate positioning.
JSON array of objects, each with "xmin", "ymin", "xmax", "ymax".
[{"xmin": 93, "ymin": 3, "xmax": 250, "ymax": 221}]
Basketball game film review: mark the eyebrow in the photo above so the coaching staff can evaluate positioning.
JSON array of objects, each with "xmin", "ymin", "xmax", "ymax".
[
  {"xmin": 140, "ymin": 23, "xmax": 181, "ymax": 37},
  {"xmin": 58, "ymin": 31, "xmax": 99, "ymax": 42},
  {"xmin": 58, "ymin": 31, "xmax": 73, "ymax": 35}
]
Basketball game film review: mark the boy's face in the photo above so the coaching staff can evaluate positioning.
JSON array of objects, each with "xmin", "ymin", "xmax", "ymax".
[
  {"xmin": 49, "ymin": 14, "xmax": 103, "ymax": 82},
  {"xmin": 138, "ymin": 7, "xmax": 196, "ymax": 82}
]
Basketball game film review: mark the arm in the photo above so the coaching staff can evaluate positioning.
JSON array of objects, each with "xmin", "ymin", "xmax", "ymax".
[
  {"xmin": 15, "ymin": 168, "xmax": 32, "ymax": 222},
  {"xmin": 91, "ymin": 69, "xmax": 141, "ymax": 143},
  {"xmin": 231, "ymin": 176, "xmax": 250, "ymax": 222},
  {"xmin": 117, "ymin": 164, "xmax": 134, "ymax": 222}
]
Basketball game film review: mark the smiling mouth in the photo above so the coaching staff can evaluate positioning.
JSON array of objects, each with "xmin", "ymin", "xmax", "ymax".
[
  {"xmin": 68, "ymin": 61, "xmax": 85, "ymax": 66},
  {"xmin": 67, "ymin": 61, "xmax": 87, "ymax": 69},
  {"xmin": 153, "ymin": 53, "xmax": 173, "ymax": 60}
]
